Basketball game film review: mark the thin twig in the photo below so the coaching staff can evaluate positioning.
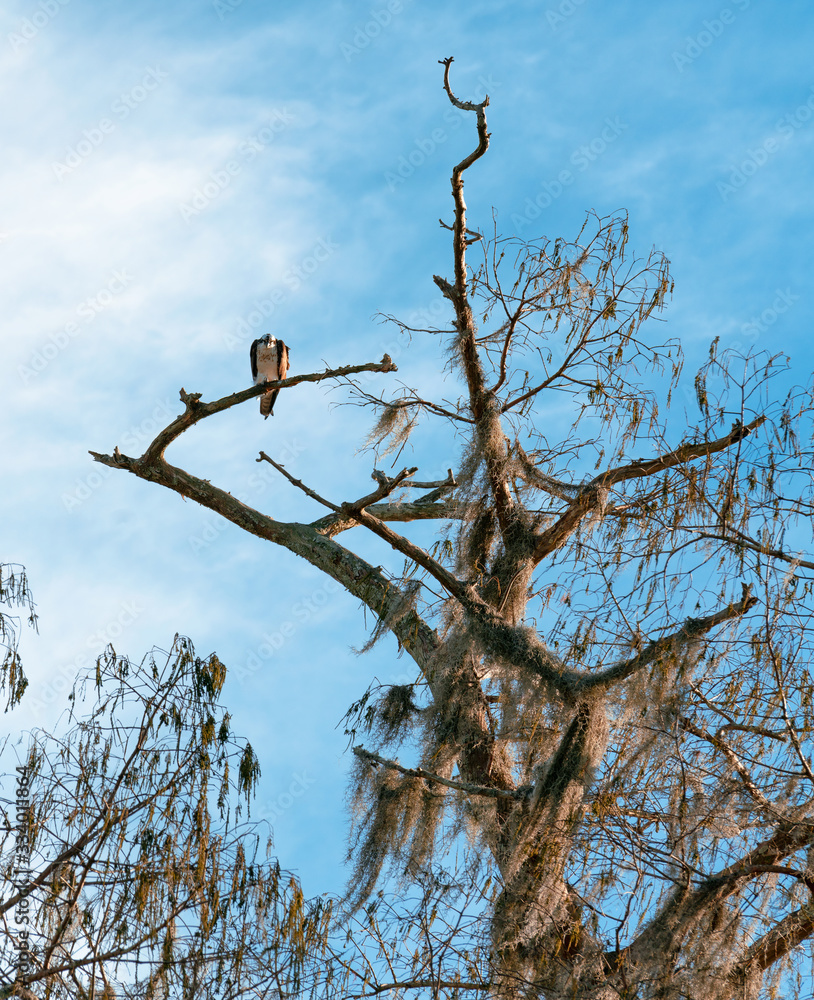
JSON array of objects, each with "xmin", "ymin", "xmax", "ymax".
[{"xmin": 257, "ymin": 452, "xmax": 341, "ymax": 513}]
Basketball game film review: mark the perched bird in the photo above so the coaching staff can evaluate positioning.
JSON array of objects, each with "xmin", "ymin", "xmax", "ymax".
[{"xmin": 250, "ymin": 335, "xmax": 290, "ymax": 418}]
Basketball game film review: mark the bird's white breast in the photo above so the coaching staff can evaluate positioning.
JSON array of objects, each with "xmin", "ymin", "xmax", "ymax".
[{"xmin": 254, "ymin": 340, "xmax": 279, "ymax": 384}]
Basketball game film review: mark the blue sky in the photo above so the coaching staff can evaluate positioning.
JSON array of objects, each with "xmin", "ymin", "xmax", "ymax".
[{"xmin": 3, "ymin": 0, "xmax": 814, "ymax": 899}]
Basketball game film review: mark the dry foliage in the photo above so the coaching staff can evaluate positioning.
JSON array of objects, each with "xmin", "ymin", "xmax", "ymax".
[
  {"xmin": 0, "ymin": 563, "xmax": 37, "ymax": 710},
  {"xmin": 0, "ymin": 638, "xmax": 329, "ymax": 999}
]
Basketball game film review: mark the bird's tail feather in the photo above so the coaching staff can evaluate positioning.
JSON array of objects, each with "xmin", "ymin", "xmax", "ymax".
[{"xmin": 259, "ymin": 393, "xmax": 274, "ymax": 418}]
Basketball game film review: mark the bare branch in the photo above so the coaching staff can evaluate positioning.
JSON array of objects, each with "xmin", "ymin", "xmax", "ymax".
[
  {"xmin": 88, "ymin": 449, "xmax": 441, "ymax": 678},
  {"xmin": 305, "ymin": 469, "xmax": 463, "ymax": 539},
  {"xmin": 735, "ymin": 900, "xmax": 814, "ymax": 977},
  {"xmin": 337, "ymin": 501, "xmax": 468, "ymax": 603},
  {"xmin": 325, "ymin": 489, "xmax": 581, "ymax": 700},
  {"xmin": 680, "ymin": 716, "xmax": 785, "ymax": 819},
  {"xmin": 436, "ymin": 61, "xmax": 518, "ymax": 540},
  {"xmin": 257, "ymin": 451, "xmax": 343, "ymax": 513},
  {"xmin": 438, "ymin": 57, "xmax": 490, "ymax": 177},
  {"xmin": 715, "ymin": 722, "xmax": 787, "ymax": 743},
  {"xmin": 627, "ymin": 819, "xmax": 814, "ymax": 974},
  {"xmin": 257, "ymin": 454, "xmax": 437, "ymax": 524},
  {"xmin": 698, "ymin": 529, "xmax": 814, "ymax": 573},
  {"xmin": 582, "ymin": 585, "xmax": 758, "ymax": 692},
  {"xmin": 348, "ymin": 383, "xmax": 475, "ymax": 426},
  {"xmin": 349, "ymin": 979, "xmax": 490, "ymax": 998},
  {"xmin": 768, "ymin": 638, "xmax": 814, "ymax": 783},
  {"xmin": 311, "ymin": 499, "xmax": 469, "ymax": 540},
  {"xmin": 345, "ymin": 467, "xmax": 421, "ymax": 510},
  {"xmin": 531, "ymin": 418, "xmax": 767, "ymax": 565},
  {"xmin": 353, "ymin": 746, "xmax": 526, "ymax": 801},
  {"xmin": 591, "ymin": 417, "xmax": 767, "ymax": 490},
  {"xmin": 136, "ymin": 355, "xmax": 396, "ymax": 465},
  {"xmin": 371, "ymin": 468, "xmax": 457, "ymax": 494}
]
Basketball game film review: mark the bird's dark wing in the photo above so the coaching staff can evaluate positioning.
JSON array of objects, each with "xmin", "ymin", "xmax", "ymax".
[
  {"xmin": 250, "ymin": 338, "xmax": 259, "ymax": 382},
  {"xmin": 278, "ymin": 341, "xmax": 290, "ymax": 381}
]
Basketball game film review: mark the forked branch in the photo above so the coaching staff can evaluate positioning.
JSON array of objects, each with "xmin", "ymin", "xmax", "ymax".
[
  {"xmin": 87, "ymin": 451, "xmax": 442, "ymax": 678},
  {"xmin": 137, "ymin": 355, "xmax": 396, "ymax": 465},
  {"xmin": 531, "ymin": 417, "xmax": 767, "ymax": 565},
  {"xmin": 436, "ymin": 61, "xmax": 517, "ymax": 539},
  {"xmin": 583, "ymin": 584, "xmax": 758, "ymax": 692},
  {"xmin": 311, "ymin": 499, "xmax": 468, "ymax": 540},
  {"xmin": 439, "ymin": 56, "xmax": 490, "ymax": 195}
]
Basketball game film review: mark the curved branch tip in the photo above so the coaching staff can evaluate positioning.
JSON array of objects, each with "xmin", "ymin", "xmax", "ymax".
[{"xmin": 439, "ymin": 55, "xmax": 490, "ymax": 112}]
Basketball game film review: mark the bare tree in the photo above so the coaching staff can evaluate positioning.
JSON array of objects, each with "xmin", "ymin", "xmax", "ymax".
[
  {"xmin": 0, "ymin": 638, "xmax": 329, "ymax": 999},
  {"xmin": 91, "ymin": 59, "xmax": 814, "ymax": 999}
]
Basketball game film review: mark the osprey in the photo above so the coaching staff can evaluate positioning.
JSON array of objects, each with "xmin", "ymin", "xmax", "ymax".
[{"xmin": 250, "ymin": 335, "xmax": 290, "ymax": 418}]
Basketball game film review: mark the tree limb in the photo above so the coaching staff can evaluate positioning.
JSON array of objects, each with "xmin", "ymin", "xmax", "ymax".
[
  {"xmin": 336, "ymin": 502, "xmax": 469, "ymax": 603},
  {"xmin": 312, "ymin": 500, "xmax": 468, "ymax": 540},
  {"xmin": 315, "ymin": 491, "xmax": 582, "ymax": 698},
  {"xmin": 88, "ymin": 449, "xmax": 441, "ymax": 679},
  {"xmin": 348, "ymin": 979, "xmax": 490, "ymax": 998},
  {"xmin": 581, "ymin": 585, "xmax": 758, "ymax": 692},
  {"xmin": 138, "ymin": 355, "xmax": 396, "ymax": 464},
  {"xmin": 591, "ymin": 417, "xmax": 766, "ymax": 490},
  {"xmin": 257, "ymin": 450, "xmax": 344, "ymax": 513},
  {"xmin": 625, "ymin": 818, "xmax": 814, "ymax": 974},
  {"xmin": 735, "ymin": 899, "xmax": 814, "ymax": 977},
  {"xmin": 531, "ymin": 418, "xmax": 766, "ymax": 565},
  {"xmin": 436, "ymin": 60, "xmax": 517, "ymax": 541},
  {"xmin": 697, "ymin": 530, "xmax": 814, "ymax": 573},
  {"xmin": 353, "ymin": 746, "xmax": 527, "ymax": 801},
  {"xmin": 371, "ymin": 468, "xmax": 457, "ymax": 495},
  {"xmin": 679, "ymin": 715, "xmax": 784, "ymax": 819}
]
